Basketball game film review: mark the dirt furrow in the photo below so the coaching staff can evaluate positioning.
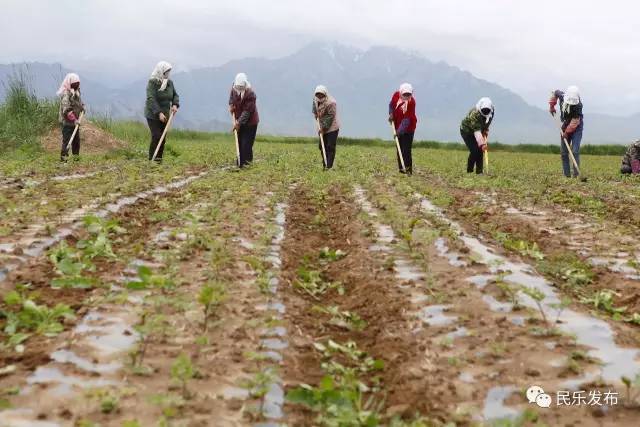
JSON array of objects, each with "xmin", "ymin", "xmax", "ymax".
[
  {"xmin": 361, "ymin": 178, "xmax": 640, "ymax": 424},
  {"xmin": 279, "ymin": 185, "xmax": 432, "ymax": 425},
  {"xmin": 0, "ymin": 170, "xmax": 210, "ymax": 287}
]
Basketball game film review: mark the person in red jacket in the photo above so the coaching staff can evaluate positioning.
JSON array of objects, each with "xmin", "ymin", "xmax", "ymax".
[{"xmin": 388, "ymin": 83, "xmax": 417, "ymax": 174}]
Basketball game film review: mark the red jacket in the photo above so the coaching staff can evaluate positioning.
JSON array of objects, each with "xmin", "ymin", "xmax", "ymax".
[
  {"xmin": 229, "ymin": 88, "xmax": 259, "ymax": 126},
  {"xmin": 389, "ymin": 91, "xmax": 417, "ymax": 134}
]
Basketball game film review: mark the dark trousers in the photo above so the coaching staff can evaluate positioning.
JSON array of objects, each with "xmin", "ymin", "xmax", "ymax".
[
  {"xmin": 238, "ymin": 125, "xmax": 257, "ymax": 167},
  {"xmin": 462, "ymin": 131, "xmax": 484, "ymax": 174},
  {"xmin": 319, "ymin": 130, "xmax": 338, "ymax": 169},
  {"xmin": 560, "ymin": 128, "xmax": 582, "ymax": 177},
  {"xmin": 396, "ymin": 132, "xmax": 413, "ymax": 173},
  {"xmin": 147, "ymin": 118, "xmax": 168, "ymax": 162},
  {"xmin": 61, "ymin": 124, "xmax": 80, "ymax": 159}
]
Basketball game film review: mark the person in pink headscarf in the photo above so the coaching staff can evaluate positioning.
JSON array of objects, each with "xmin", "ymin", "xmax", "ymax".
[
  {"xmin": 57, "ymin": 73, "xmax": 85, "ymax": 162},
  {"xmin": 388, "ymin": 83, "xmax": 417, "ymax": 174}
]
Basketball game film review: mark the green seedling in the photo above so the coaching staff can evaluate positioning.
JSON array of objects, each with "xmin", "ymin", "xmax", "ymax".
[
  {"xmin": 495, "ymin": 232, "xmax": 544, "ymax": 261},
  {"xmin": 171, "ymin": 353, "xmax": 197, "ymax": 399},
  {"xmin": 581, "ymin": 290, "xmax": 627, "ymax": 316},
  {"xmin": 148, "ymin": 393, "xmax": 186, "ymax": 419},
  {"xmin": 100, "ymin": 394, "xmax": 119, "ymax": 414},
  {"xmin": 312, "ymin": 305, "xmax": 367, "ymax": 331},
  {"xmin": 255, "ymin": 271, "xmax": 272, "ymax": 295},
  {"xmin": 294, "ymin": 266, "xmax": 344, "ymax": 299},
  {"xmin": 550, "ymin": 296, "xmax": 572, "ymax": 323},
  {"xmin": 314, "ymin": 340, "xmax": 384, "ymax": 374},
  {"xmin": 627, "ymin": 312, "xmax": 640, "ymax": 325},
  {"xmin": 130, "ymin": 312, "xmax": 167, "ymax": 367},
  {"xmin": 286, "ymin": 374, "xmax": 383, "ymax": 427},
  {"xmin": 126, "ymin": 266, "xmax": 175, "ymax": 292},
  {"xmin": 538, "ymin": 253, "xmax": 594, "ymax": 287},
  {"xmin": 621, "ymin": 374, "xmax": 640, "ymax": 406},
  {"xmin": 2, "ymin": 295, "xmax": 75, "ymax": 343},
  {"xmin": 198, "ymin": 281, "xmax": 226, "ymax": 331},
  {"xmin": 496, "ymin": 281, "xmax": 521, "ymax": 310},
  {"xmin": 319, "ymin": 246, "xmax": 347, "ymax": 262},
  {"xmin": 520, "ymin": 286, "xmax": 550, "ymax": 329},
  {"xmin": 76, "ymin": 214, "xmax": 124, "ymax": 259},
  {"xmin": 240, "ymin": 367, "xmax": 277, "ymax": 399},
  {"xmin": 48, "ymin": 241, "xmax": 97, "ymax": 289}
]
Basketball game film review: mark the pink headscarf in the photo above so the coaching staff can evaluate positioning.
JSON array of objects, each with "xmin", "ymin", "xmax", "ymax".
[
  {"xmin": 396, "ymin": 82, "xmax": 413, "ymax": 114},
  {"xmin": 56, "ymin": 73, "xmax": 80, "ymax": 96}
]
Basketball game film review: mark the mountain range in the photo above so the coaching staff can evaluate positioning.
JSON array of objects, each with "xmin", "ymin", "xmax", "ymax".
[{"xmin": 1, "ymin": 43, "xmax": 638, "ymax": 144}]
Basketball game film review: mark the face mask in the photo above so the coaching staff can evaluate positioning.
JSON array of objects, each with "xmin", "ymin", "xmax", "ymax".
[
  {"xmin": 401, "ymin": 93, "xmax": 411, "ymax": 100},
  {"xmin": 481, "ymin": 108, "xmax": 492, "ymax": 116}
]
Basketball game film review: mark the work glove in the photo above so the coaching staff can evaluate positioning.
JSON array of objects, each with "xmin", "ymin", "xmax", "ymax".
[
  {"xmin": 171, "ymin": 105, "xmax": 179, "ymax": 114},
  {"xmin": 231, "ymin": 121, "xmax": 240, "ymax": 132},
  {"xmin": 74, "ymin": 120, "xmax": 81, "ymax": 127},
  {"xmin": 562, "ymin": 131, "xmax": 570, "ymax": 140},
  {"xmin": 159, "ymin": 112, "xmax": 167, "ymax": 123}
]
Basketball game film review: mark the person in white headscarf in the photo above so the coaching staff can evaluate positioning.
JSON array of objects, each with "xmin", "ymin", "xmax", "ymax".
[
  {"xmin": 312, "ymin": 85, "xmax": 341, "ymax": 170},
  {"xmin": 460, "ymin": 97, "xmax": 495, "ymax": 174},
  {"xmin": 549, "ymin": 85, "xmax": 584, "ymax": 177},
  {"xmin": 145, "ymin": 61, "xmax": 180, "ymax": 162},
  {"xmin": 388, "ymin": 83, "xmax": 417, "ymax": 174},
  {"xmin": 229, "ymin": 72, "xmax": 259, "ymax": 167},
  {"xmin": 57, "ymin": 73, "xmax": 85, "ymax": 162}
]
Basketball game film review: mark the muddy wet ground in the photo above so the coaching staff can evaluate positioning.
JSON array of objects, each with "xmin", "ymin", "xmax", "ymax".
[{"xmin": 2, "ymin": 143, "xmax": 640, "ymax": 426}]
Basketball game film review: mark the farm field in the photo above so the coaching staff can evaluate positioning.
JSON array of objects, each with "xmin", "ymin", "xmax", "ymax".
[{"xmin": 1, "ymin": 121, "xmax": 640, "ymax": 426}]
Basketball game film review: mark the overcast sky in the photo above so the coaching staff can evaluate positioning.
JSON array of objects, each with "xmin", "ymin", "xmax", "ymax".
[{"xmin": 3, "ymin": 0, "xmax": 639, "ymax": 115}]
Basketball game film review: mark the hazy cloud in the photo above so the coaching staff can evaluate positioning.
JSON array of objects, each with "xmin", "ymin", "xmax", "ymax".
[{"xmin": 3, "ymin": 0, "xmax": 639, "ymax": 114}]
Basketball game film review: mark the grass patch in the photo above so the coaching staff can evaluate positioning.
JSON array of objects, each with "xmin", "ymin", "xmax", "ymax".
[{"xmin": 0, "ymin": 74, "xmax": 57, "ymax": 154}]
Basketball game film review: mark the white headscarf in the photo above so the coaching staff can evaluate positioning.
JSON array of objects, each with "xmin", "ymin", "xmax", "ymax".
[
  {"xmin": 56, "ymin": 73, "xmax": 80, "ymax": 96},
  {"xmin": 396, "ymin": 82, "xmax": 413, "ymax": 114},
  {"xmin": 314, "ymin": 85, "xmax": 328, "ymax": 99},
  {"xmin": 314, "ymin": 85, "xmax": 336, "ymax": 115},
  {"xmin": 563, "ymin": 85, "xmax": 581, "ymax": 114},
  {"xmin": 233, "ymin": 73, "xmax": 251, "ymax": 97},
  {"xmin": 150, "ymin": 61, "xmax": 172, "ymax": 91},
  {"xmin": 476, "ymin": 97, "xmax": 494, "ymax": 123}
]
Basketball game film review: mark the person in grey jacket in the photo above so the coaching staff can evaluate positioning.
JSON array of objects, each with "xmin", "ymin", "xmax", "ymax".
[{"xmin": 145, "ymin": 61, "xmax": 179, "ymax": 162}]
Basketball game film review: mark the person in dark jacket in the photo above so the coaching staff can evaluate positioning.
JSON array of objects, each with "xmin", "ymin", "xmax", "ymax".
[
  {"xmin": 549, "ymin": 86, "xmax": 583, "ymax": 177},
  {"xmin": 229, "ymin": 73, "xmax": 259, "ymax": 167},
  {"xmin": 312, "ymin": 85, "xmax": 340, "ymax": 169},
  {"xmin": 460, "ymin": 97, "xmax": 494, "ymax": 174},
  {"xmin": 57, "ymin": 73, "xmax": 85, "ymax": 162},
  {"xmin": 145, "ymin": 61, "xmax": 179, "ymax": 163},
  {"xmin": 621, "ymin": 140, "xmax": 640, "ymax": 174},
  {"xmin": 388, "ymin": 83, "xmax": 417, "ymax": 174}
]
